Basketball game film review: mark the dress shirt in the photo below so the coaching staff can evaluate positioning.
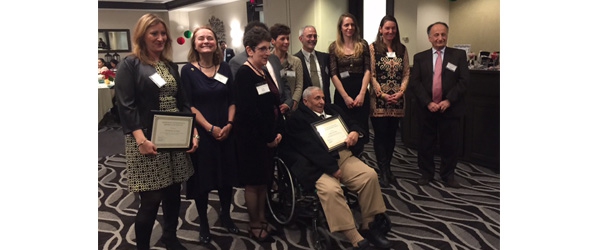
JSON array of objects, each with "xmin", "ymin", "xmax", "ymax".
[
  {"xmin": 432, "ymin": 47, "xmax": 446, "ymax": 72},
  {"xmin": 301, "ymin": 49, "xmax": 322, "ymax": 84}
]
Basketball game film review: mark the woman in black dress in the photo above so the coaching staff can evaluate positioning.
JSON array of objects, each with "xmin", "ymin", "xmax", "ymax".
[
  {"xmin": 329, "ymin": 13, "xmax": 371, "ymax": 156},
  {"xmin": 180, "ymin": 26, "xmax": 239, "ymax": 244},
  {"xmin": 233, "ymin": 26, "xmax": 283, "ymax": 243}
]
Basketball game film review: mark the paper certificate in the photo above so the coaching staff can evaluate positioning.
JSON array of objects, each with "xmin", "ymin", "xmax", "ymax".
[
  {"xmin": 149, "ymin": 111, "xmax": 195, "ymax": 150},
  {"xmin": 311, "ymin": 115, "xmax": 349, "ymax": 152}
]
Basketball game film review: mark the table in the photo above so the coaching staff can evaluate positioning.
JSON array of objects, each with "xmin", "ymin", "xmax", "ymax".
[{"xmin": 98, "ymin": 84, "xmax": 115, "ymax": 123}]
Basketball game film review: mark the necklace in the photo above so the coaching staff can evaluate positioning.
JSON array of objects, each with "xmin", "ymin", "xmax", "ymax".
[
  {"xmin": 247, "ymin": 60, "xmax": 266, "ymax": 79},
  {"xmin": 198, "ymin": 63, "xmax": 215, "ymax": 68}
]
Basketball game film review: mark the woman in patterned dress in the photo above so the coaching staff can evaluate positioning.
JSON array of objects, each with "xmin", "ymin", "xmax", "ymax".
[
  {"xmin": 369, "ymin": 15, "xmax": 410, "ymax": 188},
  {"xmin": 329, "ymin": 13, "xmax": 371, "ymax": 156},
  {"xmin": 115, "ymin": 13, "xmax": 198, "ymax": 250},
  {"xmin": 233, "ymin": 26, "xmax": 283, "ymax": 243},
  {"xmin": 180, "ymin": 26, "xmax": 239, "ymax": 244}
]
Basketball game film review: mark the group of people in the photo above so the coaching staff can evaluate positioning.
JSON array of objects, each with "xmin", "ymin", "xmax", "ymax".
[
  {"xmin": 114, "ymin": 11, "xmax": 468, "ymax": 250},
  {"xmin": 98, "ymin": 58, "xmax": 119, "ymax": 74}
]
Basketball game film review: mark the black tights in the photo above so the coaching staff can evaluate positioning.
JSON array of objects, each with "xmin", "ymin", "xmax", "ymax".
[
  {"xmin": 135, "ymin": 183, "xmax": 181, "ymax": 250},
  {"xmin": 194, "ymin": 186, "xmax": 234, "ymax": 233}
]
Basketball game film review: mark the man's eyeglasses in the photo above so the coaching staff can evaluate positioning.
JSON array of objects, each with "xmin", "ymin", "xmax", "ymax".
[{"xmin": 305, "ymin": 34, "xmax": 318, "ymax": 39}]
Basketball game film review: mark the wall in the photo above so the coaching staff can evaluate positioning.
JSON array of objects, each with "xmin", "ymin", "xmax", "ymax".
[
  {"xmin": 98, "ymin": 10, "xmax": 169, "ymax": 60},
  {"xmin": 187, "ymin": 0, "xmax": 248, "ymax": 57},
  {"xmin": 263, "ymin": 0, "xmax": 348, "ymax": 55},
  {"xmin": 449, "ymin": 0, "xmax": 500, "ymax": 53},
  {"xmin": 395, "ymin": 0, "xmax": 419, "ymax": 64}
]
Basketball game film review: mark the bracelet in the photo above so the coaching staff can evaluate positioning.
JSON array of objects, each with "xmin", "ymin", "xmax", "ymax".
[
  {"xmin": 193, "ymin": 134, "xmax": 200, "ymax": 140},
  {"xmin": 208, "ymin": 125, "xmax": 214, "ymax": 134},
  {"xmin": 137, "ymin": 139, "xmax": 147, "ymax": 147}
]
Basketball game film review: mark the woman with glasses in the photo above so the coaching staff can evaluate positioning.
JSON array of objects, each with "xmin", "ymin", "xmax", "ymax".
[
  {"xmin": 328, "ymin": 13, "xmax": 371, "ymax": 156},
  {"xmin": 232, "ymin": 26, "xmax": 283, "ymax": 243}
]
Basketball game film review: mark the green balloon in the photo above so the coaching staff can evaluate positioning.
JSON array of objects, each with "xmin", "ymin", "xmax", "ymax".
[{"xmin": 184, "ymin": 30, "xmax": 192, "ymax": 38}]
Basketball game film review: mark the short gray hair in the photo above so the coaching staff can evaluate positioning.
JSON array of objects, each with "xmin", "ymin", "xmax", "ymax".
[
  {"xmin": 302, "ymin": 86, "xmax": 321, "ymax": 100},
  {"xmin": 298, "ymin": 25, "xmax": 316, "ymax": 37}
]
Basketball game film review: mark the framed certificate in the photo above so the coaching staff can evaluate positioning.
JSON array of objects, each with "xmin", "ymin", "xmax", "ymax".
[
  {"xmin": 311, "ymin": 115, "xmax": 349, "ymax": 152},
  {"xmin": 148, "ymin": 111, "xmax": 196, "ymax": 151}
]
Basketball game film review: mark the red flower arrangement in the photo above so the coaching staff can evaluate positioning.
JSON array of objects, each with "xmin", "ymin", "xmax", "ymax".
[{"xmin": 101, "ymin": 70, "xmax": 116, "ymax": 81}]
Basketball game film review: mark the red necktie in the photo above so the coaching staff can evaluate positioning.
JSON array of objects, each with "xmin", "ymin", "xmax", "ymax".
[{"xmin": 432, "ymin": 50, "xmax": 442, "ymax": 103}]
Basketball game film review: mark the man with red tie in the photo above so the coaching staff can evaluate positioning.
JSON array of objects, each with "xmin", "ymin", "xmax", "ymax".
[{"xmin": 410, "ymin": 22, "xmax": 469, "ymax": 188}]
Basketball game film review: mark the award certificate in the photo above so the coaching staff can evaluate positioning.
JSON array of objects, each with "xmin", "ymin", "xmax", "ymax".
[
  {"xmin": 311, "ymin": 115, "xmax": 349, "ymax": 152},
  {"xmin": 148, "ymin": 111, "xmax": 195, "ymax": 151}
]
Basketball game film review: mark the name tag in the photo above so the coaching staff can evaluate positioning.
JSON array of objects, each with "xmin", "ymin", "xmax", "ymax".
[
  {"xmin": 446, "ymin": 62, "xmax": 457, "ymax": 72},
  {"xmin": 280, "ymin": 69, "xmax": 286, "ymax": 77},
  {"xmin": 340, "ymin": 71, "xmax": 350, "ymax": 79},
  {"xmin": 286, "ymin": 70, "xmax": 296, "ymax": 77},
  {"xmin": 386, "ymin": 52, "xmax": 396, "ymax": 58},
  {"xmin": 149, "ymin": 72, "xmax": 166, "ymax": 88},
  {"xmin": 256, "ymin": 82, "xmax": 270, "ymax": 95},
  {"xmin": 214, "ymin": 73, "xmax": 228, "ymax": 84}
]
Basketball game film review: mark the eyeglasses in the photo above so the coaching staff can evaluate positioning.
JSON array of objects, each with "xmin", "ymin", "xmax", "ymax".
[
  {"xmin": 253, "ymin": 46, "xmax": 270, "ymax": 53},
  {"xmin": 305, "ymin": 34, "xmax": 318, "ymax": 39}
]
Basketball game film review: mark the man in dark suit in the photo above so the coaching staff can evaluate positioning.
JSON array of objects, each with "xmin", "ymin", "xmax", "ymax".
[
  {"xmin": 219, "ymin": 41, "xmax": 235, "ymax": 63},
  {"xmin": 294, "ymin": 25, "xmax": 331, "ymax": 104},
  {"xmin": 410, "ymin": 21, "xmax": 469, "ymax": 188},
  {"xmin": 280, "ymin": 86, "xmax": 391, "ymax": 249}
]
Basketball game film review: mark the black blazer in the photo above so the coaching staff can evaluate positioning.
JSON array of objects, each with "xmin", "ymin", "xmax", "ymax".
[
  {"xmin": 410, "ymin": 47, "xmax": 469, "ymax": 117},
  {"xmin": 281, "ymin": 102, "xmax": 363, "ymax": 190},
  {"xmin": 223, "ymin": 48, "xmax": 235, "ymax": 63},
  {"xmin": 115, "ymin": 56, "xmax": 192, "ymax": 135},
  {"xmin": 294, "ymin": 50, "xmax": 331, "ymax": 104}
]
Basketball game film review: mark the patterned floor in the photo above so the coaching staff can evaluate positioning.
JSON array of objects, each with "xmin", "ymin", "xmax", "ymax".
[{"xmin": 99, "ymin": 124, "xmax": 500, "ymax": 250}]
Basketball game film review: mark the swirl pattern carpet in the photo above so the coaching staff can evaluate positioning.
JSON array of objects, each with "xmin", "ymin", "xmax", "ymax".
[{"xmin": 99, "ymin": 122, "xmax": 499, "ymax": 250}]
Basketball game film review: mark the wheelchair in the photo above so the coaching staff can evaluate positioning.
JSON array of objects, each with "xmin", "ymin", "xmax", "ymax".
[{"xmin": 266, "ymin": 155, "xmax": 361, "ymax": 250}]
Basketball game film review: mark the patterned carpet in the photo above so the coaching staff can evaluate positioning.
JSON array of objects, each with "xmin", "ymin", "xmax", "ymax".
[{"xmin": 98, "ymin": 122, "xmax": 500, "ymax": 250}]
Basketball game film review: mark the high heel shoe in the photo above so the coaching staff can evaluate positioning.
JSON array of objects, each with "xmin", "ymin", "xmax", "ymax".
[
  {"xmin": 220, "ymin": 214, "xmax": 240, "ymax": 234},
  {"xmin": 261, "ymin": 221, "xmax": 279, "ymax": 236},
  {"xmin": 248, "ymin": 224, "xmax": 275, "ymax": 243},
  {"xmin": 198, "ymin": 226, "xmax": 211, "ymax": 245}
]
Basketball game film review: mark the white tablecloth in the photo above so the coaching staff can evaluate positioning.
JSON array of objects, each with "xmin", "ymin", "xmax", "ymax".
[{"xmin": 98, "ymin": 85, "xmax": 114, "ymax": 123}]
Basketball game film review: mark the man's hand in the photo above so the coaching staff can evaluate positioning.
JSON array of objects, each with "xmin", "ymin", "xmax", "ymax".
[
  {"xmin": 345, "ymin": 131, "xmax": 359, "ymax": 147},
  {"xmin": 332, "ymin": 169, "xmax": 342, "ymax": 180},
  {"xmin": 279, "ymin": 103, "xmax": 290, "ymax": 114},
  {"xmin": 438, "ymin": 100, "xmax": 450, "ymax": 112}
]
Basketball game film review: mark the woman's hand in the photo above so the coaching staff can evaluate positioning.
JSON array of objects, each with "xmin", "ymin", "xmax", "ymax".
[
  {"xmin": 343, "ymin": 95, "xmax": 355, "ymax": 108},
  {"xmin": 353, "ymin": 93, "xmax": 365, "ymax": 107},
  {"xmin": 187, "ymin": 136, "xmax": 199, "ymax": 153},
  {"xmin": 215, "ymin": 124, "xmax": 232, "ymax": 141},
  {"xmin": 266, "ymin": 133, "xmax": 282, "ymax": 148},
  {"xmin": 138, "ymin": 140, "xmax": 158, "ymax": 156}
]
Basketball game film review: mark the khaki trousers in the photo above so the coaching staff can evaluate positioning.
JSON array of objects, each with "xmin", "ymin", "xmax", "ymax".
[{"xmin": 315, "ymin": 149, "xmax": 386, "ymax": 232}]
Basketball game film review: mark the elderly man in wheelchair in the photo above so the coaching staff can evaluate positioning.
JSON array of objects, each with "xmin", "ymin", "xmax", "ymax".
[{"xmin": 278, "ymin": 86, "xmax": 392, "ymax": 249}]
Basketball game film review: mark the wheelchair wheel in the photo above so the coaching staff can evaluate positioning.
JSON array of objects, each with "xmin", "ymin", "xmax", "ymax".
[
  {"xmin": 312, "ymin": 226, "xmax": 331, "ymax": 250},
  {"xmin": 266, "ymin": 157, "xmax": 296, "ymax": 225}
]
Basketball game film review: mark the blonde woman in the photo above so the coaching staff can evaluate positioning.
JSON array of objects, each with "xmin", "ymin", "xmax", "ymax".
[{"xmin": 328, "ymin": 13, "xmax": 371, "ymax": 156}]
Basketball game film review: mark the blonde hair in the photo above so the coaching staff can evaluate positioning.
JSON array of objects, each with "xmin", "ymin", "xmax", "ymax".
[
  {"xmin": 187, "ymin": 26, "xmax": 223, "ymax": 65},
  {"xmin": 131, "ymin": 13, "xmax": 173, "ymax": 65},
  {"xmin": 333, "ymin": 13, "xmax": 364, "ymax": 57}
]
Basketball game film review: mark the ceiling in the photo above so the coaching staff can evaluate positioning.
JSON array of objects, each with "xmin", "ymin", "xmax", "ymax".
[{"xmin": 98, "ymin": 0, "xmax": 243, "ymax": 12}]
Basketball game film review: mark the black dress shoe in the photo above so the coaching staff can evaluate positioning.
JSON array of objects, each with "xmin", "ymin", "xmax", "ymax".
[
  {"xmin": 360, "ymin": 228, "xmax": 392, "ymax": 249},
  {"xmin": 443, "ymin": 179, "xmax": 461, "ymax": 188},
  {"xmin": 351, "ymin": 239, "xmax": 371, "ymax": 250},
  {"xmin": 159, "ymin": 236, "xmax": 187, "ymax": 250},
  {"xmin": 370, "ymin": 213, "xmax": 392, "ymax": 235},
  {"xmin": 417, "ymin": 177, "xmax": 430, "ymax": 185},
  {"xmin": 199, "ymin": 226, "xmax": 211, "ymax": 245}
]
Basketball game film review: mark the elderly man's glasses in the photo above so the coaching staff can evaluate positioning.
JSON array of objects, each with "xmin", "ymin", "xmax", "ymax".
[{"xmin": 253, "ymin": 46, "xmax": 269, "ymax": 52}]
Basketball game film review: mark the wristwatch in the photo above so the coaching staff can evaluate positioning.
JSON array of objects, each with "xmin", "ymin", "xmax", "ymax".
[{"xmin": 193, "ymin": 134, "xmax": 200, "ymax": 140}]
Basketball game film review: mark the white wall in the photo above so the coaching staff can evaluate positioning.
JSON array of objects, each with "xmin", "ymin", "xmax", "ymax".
[
  {"xmin": 395, "ymin": 0, "xmax": 419, "ymax": 64},
  {"xmin": 416, "ymin": 0, "xmax": 450, "ymax": 55},
  {"xmin": 187, "ymin": 0, "xmax": 248, "ymax": 56},
  {"xmin": 98, "ymin": 10, "xmax": 169, "ymax": 60}
]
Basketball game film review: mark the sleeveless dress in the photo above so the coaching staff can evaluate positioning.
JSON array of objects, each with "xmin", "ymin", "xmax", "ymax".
[{"xmin": 124, "ymin": 61, "xmax": 194, "ymax": 192}]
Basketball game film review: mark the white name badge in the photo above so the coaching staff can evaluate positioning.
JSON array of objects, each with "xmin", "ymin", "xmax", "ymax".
[
  {"xmin": 446, "ymin": 62, "xmax": 457, "ymax": 72},
  {"xmin": 256, "ymin": 82, "xmax": 271, "ymax": 95},
  {"xmin": 286, "ymin": 70, "xmax": 296, "ymax": 77},
  {"xmin": 386, "ymin": 52, "xmax": 396, "ymax": 58},
  {"xmin": 340, "ymin": 71, "xmax": 350, "ymax": 79},
  {"xmin": 214, "ymin": 73, "xmax": 228, "ymax": 84},
  {"xmin": 280, "ymin": 69, "xmax": 286, "ymax": 77},
  {"xmin": 149, "ymin": 72, "xmax": 166, "ymax": 88}
]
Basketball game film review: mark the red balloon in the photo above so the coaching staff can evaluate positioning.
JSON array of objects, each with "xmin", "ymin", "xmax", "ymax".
[{"xmin": 177, "ymin": 37, "xmax": 185, "ymax": 45}]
